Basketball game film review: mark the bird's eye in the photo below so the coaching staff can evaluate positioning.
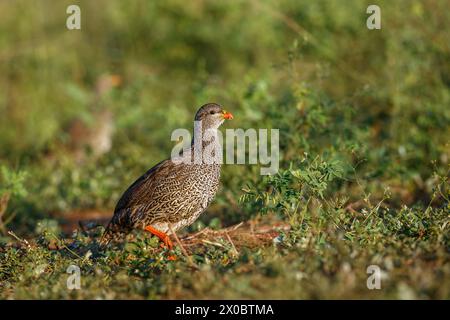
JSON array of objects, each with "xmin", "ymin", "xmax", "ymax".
[{"xmin": 209, "ymin": 111, "xmax": 215, "ymax": 115}]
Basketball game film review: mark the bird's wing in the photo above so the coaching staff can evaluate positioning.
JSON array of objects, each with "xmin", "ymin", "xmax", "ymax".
[
  {"xmin": 103, "ymin": 160, "xmax": 178, "ymax": 239},
  {"xmin": 114, "ymin": 159, "xmax": 175, "ymax": 214}
]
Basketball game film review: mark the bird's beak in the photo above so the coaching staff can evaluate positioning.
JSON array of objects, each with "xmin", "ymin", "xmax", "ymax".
[{"xmin": 222, "ymin": 110, "xmax": 234, "ymax": 120}]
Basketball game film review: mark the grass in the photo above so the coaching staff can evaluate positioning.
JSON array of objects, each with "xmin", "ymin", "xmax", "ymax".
[{"xmin": 0, "ymin": 0, "xmax": 449, "ymax": 299}]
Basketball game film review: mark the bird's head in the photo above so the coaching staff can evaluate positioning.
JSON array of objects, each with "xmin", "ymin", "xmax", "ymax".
[{"xmin": 194, "ymin": 103, "xmax": 233, "ymax": 130}]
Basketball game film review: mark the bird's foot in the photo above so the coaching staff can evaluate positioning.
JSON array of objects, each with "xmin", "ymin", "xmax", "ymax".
[
  {"xmin": 145, "ymin": 225, "xmax": 173, "ymax": 248},
  {"xmin": 145, "ymin": 225, "xmax": 176, "ymax": 260}
]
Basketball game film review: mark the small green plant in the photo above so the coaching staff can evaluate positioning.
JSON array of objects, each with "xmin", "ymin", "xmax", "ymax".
[
  {"xmin": 240, "ymin": 154, "xmax": 345, "ymax": 237},
  {"xmin": 0, "ymin": 166, "xmax": 28, "ymax": 234}
]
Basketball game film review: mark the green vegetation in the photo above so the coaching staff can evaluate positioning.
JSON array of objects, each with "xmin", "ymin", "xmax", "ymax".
[{"xmin": 0, "ymin": 0, "xmax": 449, "ymax": 299}]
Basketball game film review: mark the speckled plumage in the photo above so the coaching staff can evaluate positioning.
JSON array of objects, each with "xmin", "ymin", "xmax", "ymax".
[{"xmin": 101, "ymin": 103, "xmax": 229, "ymax": 245}]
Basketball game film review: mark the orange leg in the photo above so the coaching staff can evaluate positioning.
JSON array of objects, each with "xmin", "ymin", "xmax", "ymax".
[{"xmin": 145, "ymin": 225, "xmax": 174, "ymax": 250}]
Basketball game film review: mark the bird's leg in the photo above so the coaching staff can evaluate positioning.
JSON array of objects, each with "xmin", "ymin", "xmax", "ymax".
[
  {"xmin": 144, "ymin": 225, "xmax": 173, "ymax": 250},
  {"xmin": 167, "ymin": 223, "xmax": 197, "ymax": 268}
]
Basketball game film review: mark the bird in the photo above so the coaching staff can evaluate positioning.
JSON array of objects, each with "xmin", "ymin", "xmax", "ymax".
[
  {"xmin": 100, "ymin": 103, "xmax": 233, "ymax": 251},
  {"xmin": 66, "ymin": 74, "xmax": 121, "ymax": 163},
  {"xmin": 44, "ymin": 74, "xmax": 120, "ymax": 164}
]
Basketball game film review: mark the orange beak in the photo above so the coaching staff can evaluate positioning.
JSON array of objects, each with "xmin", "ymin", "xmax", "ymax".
[{"xmin": 222, "ymin": 110, "xmax": 234, "ymax": 120}]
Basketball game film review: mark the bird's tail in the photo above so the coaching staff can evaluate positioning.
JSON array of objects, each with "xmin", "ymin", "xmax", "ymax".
[
  {"xmin": 99, "ymin": 227, "xmax": 114, "ymax": 247},
  {"xmin": 99, "ymin": 222, "xmax": 127, "ymax": 247}
]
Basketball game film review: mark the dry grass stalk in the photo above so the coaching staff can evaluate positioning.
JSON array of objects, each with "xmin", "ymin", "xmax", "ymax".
[{"xmin": 180, "ymin": 221, "xmax": 290, "ymax": 254}]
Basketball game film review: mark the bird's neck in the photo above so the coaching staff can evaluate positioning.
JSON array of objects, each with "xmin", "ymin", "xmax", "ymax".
[{"xmin": 189, "ymin": 126, "xmax": 222, "ymax": 165}]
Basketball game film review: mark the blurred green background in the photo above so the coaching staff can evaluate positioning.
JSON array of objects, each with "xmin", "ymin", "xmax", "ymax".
[{"xmin": 0, "ymin": 0, "xmax": 448, "ymax": 299}]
